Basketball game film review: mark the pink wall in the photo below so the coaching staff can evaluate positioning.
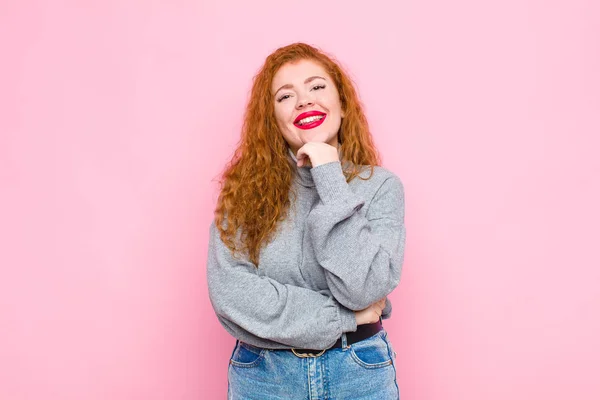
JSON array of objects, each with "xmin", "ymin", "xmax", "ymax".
[{"xmin": 1, "ymin": 0, "xmax": 598, "ymax": 399}]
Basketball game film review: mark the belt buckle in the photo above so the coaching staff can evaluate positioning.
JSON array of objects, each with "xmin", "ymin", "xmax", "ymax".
[{"xmin": 291, "ymin": 348, "xmax": 326, "ymax": 358}]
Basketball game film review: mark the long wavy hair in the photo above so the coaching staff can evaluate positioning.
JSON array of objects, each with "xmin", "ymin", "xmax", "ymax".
[{"xmin": 214, "ymin": 42, "xmax": 381, "ymax": 266}]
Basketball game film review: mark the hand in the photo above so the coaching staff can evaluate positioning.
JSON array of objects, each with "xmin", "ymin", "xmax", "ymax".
[
  {"xmin": 354, "ymin": 297, "xmax": 387, "ymax": 325},
  {"xmin": 296, "ymin": 142, "xmax": 340, "ymax": 168}
]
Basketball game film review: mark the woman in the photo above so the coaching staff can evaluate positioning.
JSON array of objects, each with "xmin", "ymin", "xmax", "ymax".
[{"xmin": 207, "ymin": 42, "xmax": 406, "ymax": 399}]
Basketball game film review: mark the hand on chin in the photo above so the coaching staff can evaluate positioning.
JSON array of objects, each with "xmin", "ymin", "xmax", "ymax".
[{"xmin": 296, "ymin": 141, "xmax": 339, "ymax": 168}]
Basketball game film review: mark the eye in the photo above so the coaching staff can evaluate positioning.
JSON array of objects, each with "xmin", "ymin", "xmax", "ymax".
[
  {"xmin": 312, "ymin": 84, "xmax": 326, "ymax": 91},
  {"xmin": 277, "ymin": 94, "xmax": 292, "ymax": 102}
]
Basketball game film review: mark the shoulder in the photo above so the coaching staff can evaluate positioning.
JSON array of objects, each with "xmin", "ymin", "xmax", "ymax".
[
  {"xmin": 351, "ymin": 164, "xmax": 404, "ymax": 194},
  {"xmin": 353, "ymin": 166, "xmax": 405, "ymax": 218}
]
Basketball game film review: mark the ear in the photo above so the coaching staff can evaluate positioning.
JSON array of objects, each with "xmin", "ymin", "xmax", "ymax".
[{"xmin": 341, "ymin": 109, "xmax": 346, "ymax": 118}]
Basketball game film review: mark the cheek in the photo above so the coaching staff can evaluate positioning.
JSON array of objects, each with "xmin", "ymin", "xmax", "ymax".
[
  {"xmin": 273, "ymin": 110, "xmax": 285, "ymax": 129},
  {"xmin": 274, "ymin": 105, "xmax": 294, "ymax": 126},
  {"xmin": 320, "ymin": 93, "xmax": 342, "ymax": 115}
]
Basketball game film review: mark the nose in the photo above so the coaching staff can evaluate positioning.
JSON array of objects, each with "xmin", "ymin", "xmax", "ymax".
[{"xmin": 296, "ymin": 96, "xmax": 314, "ymax": 109}]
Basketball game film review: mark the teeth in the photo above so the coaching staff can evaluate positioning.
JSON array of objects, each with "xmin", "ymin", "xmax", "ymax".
[{"xmin": 297, "ymin": 115, "xmax": 324, "ymax": 125}]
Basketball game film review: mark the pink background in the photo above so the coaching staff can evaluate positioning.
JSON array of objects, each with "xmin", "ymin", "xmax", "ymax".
[{"xmin": 1, "ymin": 0, "xmax": 599, "ymax": 399}]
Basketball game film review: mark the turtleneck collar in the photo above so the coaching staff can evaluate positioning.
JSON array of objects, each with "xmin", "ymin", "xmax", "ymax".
[
  {"xmin": 287, "ymin": 147, "xmax": 315, "ymax": 187},
  {"xmin": 287, "ymin": 146, "xmax": 351, "ymax": 188}
]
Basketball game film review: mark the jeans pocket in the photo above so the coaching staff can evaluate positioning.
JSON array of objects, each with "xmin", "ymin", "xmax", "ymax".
[
  {"xmin": 229, "ymin": 341, "xmax": 265, "ymax": 368},
  {"xmin": 349, "ymin": 330, "xmax": 393, "ymax": 369}
]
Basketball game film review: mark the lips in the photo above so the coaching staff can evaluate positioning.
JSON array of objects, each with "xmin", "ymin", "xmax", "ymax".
[{"xmin": 293, "ymin": 111, "xmax": 327, "ymax": 130}]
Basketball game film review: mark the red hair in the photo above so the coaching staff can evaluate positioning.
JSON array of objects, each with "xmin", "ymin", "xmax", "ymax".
[{"xmin": 214, "ymin": 42, "xmax": 381, "ymax": 266}]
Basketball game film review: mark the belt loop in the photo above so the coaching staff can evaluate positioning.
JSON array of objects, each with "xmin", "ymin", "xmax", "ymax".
[{"xmin": 341, "ymin": 332, "xmax": 348, "ymax": 349}]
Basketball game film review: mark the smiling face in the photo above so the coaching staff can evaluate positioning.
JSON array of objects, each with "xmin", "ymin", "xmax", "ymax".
[{"xmin": 272, "ymin": 59, "xmax": 345, "ymax": 156}]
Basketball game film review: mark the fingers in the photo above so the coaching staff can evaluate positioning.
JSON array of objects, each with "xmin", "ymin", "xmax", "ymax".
[
  {"xmin": 372, "ymin": 298, "xmax": 386, "ymax": 315},
  {"xmin": 375, "ymin": 307, "xmax": 382, "ymax": 317},
  {"xmin": 297, "ymin": 154, "xmax": 308, "ymax": 167},
  {"xmin": 295, "ymin": 149, "xmax": 308, "ymax": 167},
  {"xmin": 295, "ymin": 142, "xmax": 339, "ymax": 168}
]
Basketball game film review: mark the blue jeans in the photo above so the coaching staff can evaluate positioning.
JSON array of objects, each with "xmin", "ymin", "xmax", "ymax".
[{"xmin": 227, "ymin": 328, "xmax": 400, "ymax": 399}]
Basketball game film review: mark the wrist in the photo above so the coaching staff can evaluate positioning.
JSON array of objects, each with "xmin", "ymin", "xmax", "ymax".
[{"xmin": 353, "ymin": 311, "xmax": 363, "ymax": 326}]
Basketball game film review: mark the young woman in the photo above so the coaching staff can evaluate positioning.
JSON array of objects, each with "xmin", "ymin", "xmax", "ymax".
[{"xmin": 207, "ymin": 42, "xmax": 406, "ymax": 399}]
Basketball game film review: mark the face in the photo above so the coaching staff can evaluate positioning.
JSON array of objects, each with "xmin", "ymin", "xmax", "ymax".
[{"xmin": 271, "ymin": 59, "xmax": 345, "ymax": 155}]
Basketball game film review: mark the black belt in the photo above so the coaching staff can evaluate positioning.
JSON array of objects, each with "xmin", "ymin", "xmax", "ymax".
[{"xmin": 290, "ymin": 318, "xmax": 383, "ymax": 358}]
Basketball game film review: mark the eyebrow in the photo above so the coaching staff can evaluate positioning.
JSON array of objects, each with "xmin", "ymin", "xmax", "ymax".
[{"xmin": 274, "ymin": 76, "xmax": 327, "ymax": 97}]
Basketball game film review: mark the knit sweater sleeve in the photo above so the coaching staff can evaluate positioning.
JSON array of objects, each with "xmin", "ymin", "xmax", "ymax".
[
  {"xmin": 307, "ymin": 161, "xmax": 406, "ymax": 311},
  {"xmin": 206, "ymin": 221, "xmax": 357, "ymax": 350}
]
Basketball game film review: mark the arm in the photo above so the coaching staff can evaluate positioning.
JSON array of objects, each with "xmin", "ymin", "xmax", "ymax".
[
  {"xmin": 307, "ymin": 161, "xmax": 406, "ymax": 311},
  {"xmin": 206, "ymin": 221, "xmax": 357, "ymax": 349}
]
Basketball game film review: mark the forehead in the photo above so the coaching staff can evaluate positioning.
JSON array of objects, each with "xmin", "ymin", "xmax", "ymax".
[{"xmin": 271, "ymin": 59, "xmax": 331, "ymax": 89}]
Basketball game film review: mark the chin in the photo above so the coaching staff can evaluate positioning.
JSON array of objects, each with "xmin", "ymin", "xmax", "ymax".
[{"xmin": 300, "ymin": 130, "xmax": 330, "ymax": 142}]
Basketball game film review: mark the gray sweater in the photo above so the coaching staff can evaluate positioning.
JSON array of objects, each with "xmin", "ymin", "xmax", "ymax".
[{"xmin": 206, "ymin": 149, "xmax": 406, "ymax": 350}]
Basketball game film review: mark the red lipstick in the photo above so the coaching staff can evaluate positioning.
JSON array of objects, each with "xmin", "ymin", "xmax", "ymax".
[{"xmin": 293, "ymin": 111, "xmax": 326, "ymax": 130}]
